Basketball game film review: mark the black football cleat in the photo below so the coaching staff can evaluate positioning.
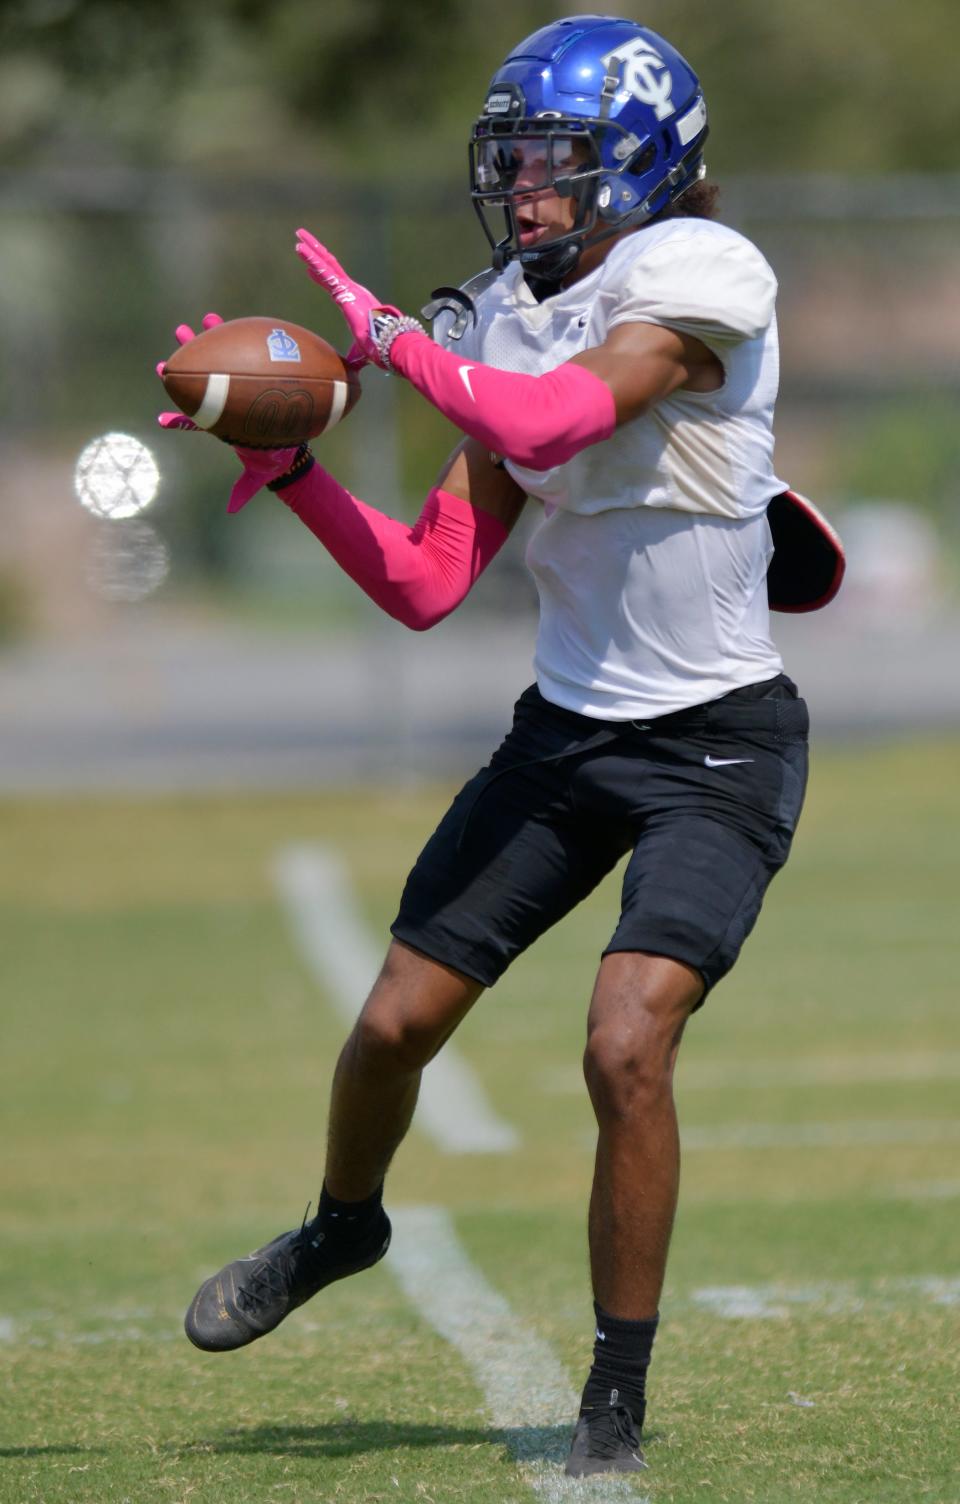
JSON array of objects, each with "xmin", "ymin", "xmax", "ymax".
[
  {"xmin": 565, "ymin": 1404, "xmax": 648, "ymax": 1477},
  {"xmin": 184, "ymin": 1207, "xmax": 391, "ymax": 1352}
]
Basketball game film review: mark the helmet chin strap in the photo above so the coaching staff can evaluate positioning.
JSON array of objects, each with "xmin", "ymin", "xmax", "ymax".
[
  {"xmin": 521, "ymin": 237, "xmax": 581, "ymax": 285},
  {"xmin": 491, "ymin": 225, "xmax": 582, "ymax": 291},
  {"xmin": 518, "ymin": 218, "xmax": 632, "ymax": 298},
  {"xmin": 497, "ymin": 184, "xmax": 597, "ymax": 295}
]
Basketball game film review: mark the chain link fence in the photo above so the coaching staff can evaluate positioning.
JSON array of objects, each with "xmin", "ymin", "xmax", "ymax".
[
  {"xmin": 1, "ymin": 171, "xmax": 958, "ymax": 785},
  {"xmin": 2, "ymin": 169, "xmax": 958, "ymax": 631}
]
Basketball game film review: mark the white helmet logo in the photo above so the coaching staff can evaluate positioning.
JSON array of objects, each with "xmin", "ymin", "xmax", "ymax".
[{"xmin": 602, "ymin": 38, "xmax": 675, "ymax": 121}]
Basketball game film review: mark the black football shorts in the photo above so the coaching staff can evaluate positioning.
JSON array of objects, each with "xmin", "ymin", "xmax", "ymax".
[{"xmin": 391, "ymin": 676, "xmax": 809, "ymax": 1003}]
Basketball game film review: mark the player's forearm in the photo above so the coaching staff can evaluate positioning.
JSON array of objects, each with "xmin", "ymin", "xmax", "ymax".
[
  {"xmin": 388, "ymin": 332, "xmax": 616, "ymax": 470},
  {"xmin": 277, "ymin": 464, "xmax": 508, "ymax": 630}
]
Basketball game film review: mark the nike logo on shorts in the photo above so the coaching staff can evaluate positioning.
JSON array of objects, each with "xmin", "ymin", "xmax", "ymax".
[{"xmin": 704, "ymin": 755, "xmax": 755, "ymax": 768}]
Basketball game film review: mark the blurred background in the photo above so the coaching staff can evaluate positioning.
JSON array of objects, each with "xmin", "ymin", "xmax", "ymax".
[
  {"xmin": 2, "ymin": 0, "xmax": 960, "ymax": 786},
  {"xmin": 3, "ymin": 15, "xmax": 959, "ymax": 1497}
]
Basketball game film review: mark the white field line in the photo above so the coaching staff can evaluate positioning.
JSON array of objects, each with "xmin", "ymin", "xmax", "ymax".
[
  {"xmin": 883, "ymin": 1178, "xmax": 960, "ymax": 1200},
  {"xmin": 679, "ymin": 1119, "xmax": 960, "ymax": 1151},
  {"xmin": 575, "ymin": 1119, "xmax": 960, "ymax": 1153},
  {"xmin": 0, "ymin": 1314, "xmax": 178, "ymax": 1347},
  {"xmin": 540, "ymin": 1051, "xmax": 960, "ymax": 1095},
  {"xmin": 691, "ymin": 1274, "xmax": 960, "ymax": 1320},
  {"xmin": 389, "ymin": 1206, "xmax": 648, "ymax": 1503},
  {"xmin": 272, "ymin": 844, "xmax": 519, "ymax": 1155}
]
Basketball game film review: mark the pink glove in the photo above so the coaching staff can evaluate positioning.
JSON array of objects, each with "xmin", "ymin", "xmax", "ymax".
[
  {"xmin": 156, "ymin": 312, "xmax": 299, "ymax": 513},
  {"xmin": 294, "ymin": 229, "xmax": 405, "ymax": 370}
]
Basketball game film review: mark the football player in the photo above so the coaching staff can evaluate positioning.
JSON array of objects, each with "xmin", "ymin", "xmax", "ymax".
[{"xmin": 168, "ymin": 16, "xmax": 839, "ymax": 1477}]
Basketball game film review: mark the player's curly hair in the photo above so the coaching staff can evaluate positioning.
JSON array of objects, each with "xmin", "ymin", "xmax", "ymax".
[{"xmin": 655, "ymin": 178, "xmax": 720, "ymax": 222}]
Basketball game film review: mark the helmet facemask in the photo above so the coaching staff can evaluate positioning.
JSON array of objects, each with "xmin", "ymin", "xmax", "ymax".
[
  {"xmin": 469, "ymin": 113, "xmax": 705, "ymax": 289},
  {"xmin": 471, "ymin": 123, "xmax": 600, "ymax": 279}
]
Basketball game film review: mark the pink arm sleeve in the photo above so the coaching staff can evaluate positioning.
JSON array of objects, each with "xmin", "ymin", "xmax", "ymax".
[
  {"xmin": 277, "ymin": 466, "xmax": 509, "ymax": 631},
  {"xmin": 389, "ymin": 330, "xmax": 617, "ymax": 470}
]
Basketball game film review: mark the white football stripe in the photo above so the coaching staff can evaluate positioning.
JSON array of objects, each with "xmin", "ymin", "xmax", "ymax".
[
  {"xmin": 192, "ymin": 372, "xmax": 230, "ymax": 429},
  {"xmin": 324, "ymin": 379, "xmax": 348, "ymax": 431}
]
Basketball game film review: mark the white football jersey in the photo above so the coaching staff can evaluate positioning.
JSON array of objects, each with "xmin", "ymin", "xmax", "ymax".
[{"xmin": 437, "ymin": 217, "xmax": 786, "ymax": 719}]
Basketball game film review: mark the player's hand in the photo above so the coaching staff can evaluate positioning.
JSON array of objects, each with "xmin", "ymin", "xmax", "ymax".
[
  {"xmin": 156, "ymin": 312, "xmax": 299, "ymax": 513},
  {"xmin": 295, "ymin": 228, "xmax": 402, "ymax": 370},
  {"xmin": 156, "ymin": 312, "xmax": 225, "ymax": 430}
]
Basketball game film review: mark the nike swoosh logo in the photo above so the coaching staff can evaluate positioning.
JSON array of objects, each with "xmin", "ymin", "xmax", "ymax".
[
  {"xmin": 704, "ymin": 755, "xmax": 755, "ymax": 768},
  {"xmin": 458, "ymin": 365, "xmax": 477, "ymax": 402}
]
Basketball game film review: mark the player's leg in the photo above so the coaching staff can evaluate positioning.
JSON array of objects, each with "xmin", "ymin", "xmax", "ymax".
[
  {"xmin": 584, "ymin": 950, "xmax": 702, "ymax": 1319},
  {"xmin": 185, "ymin": 685, "xmax": 629, "ymax": 1355},
  {"xmin": 324, "ymin": 938, "xmax": 485, "ymax": 1199},
  {"xmin": 184, "ymin": 940, "xmax": 482, "ymax": 1353},
  {"xmin": 568, "ymin": 679, "xmax": 809, "ymax": 1475},
  {"xmin": 566, "ymin": 951, "xmax": 701, "ymax": 1477}
]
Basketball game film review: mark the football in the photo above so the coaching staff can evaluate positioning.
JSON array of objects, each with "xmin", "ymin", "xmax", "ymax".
[{"xmin": 161, "ymin": 317, "xmax": 361, "ymax": 447}]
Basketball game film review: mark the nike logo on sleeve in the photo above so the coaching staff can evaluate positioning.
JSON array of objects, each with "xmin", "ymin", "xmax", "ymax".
[{"xmin": 458, "ymin": 365, "xmax": 477, "ymax": 402}]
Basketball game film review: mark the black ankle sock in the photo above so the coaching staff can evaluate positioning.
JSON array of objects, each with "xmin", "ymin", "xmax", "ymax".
[
  {"xmin": 317, "ymin": 1182, "xmax": 384, "ymax": 1242},
  {"xmin": 578, "ymin": 1303, "xmax": 659, "ymax": 1431}
]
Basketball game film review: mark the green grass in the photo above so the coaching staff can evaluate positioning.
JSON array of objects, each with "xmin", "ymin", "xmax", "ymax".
[{"xmin": 1, "ymin": 739, "xmax": 959, "ymax": 1502}]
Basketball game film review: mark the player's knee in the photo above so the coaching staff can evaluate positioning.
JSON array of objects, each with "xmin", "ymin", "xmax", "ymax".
[
  {"xmin": 583, "ymin": 986, "xmax": 680, "ymax": 1118},
  {"xmin": 582, "ymin": 1012, "xmax": 674, "ymax": 1120},
  {"xmin": 351, "ymin": 998, "xmax": 439, "ymax": 1074},
  {"xmin": 351, "ymin": 1010, "xmax": 428, "ymax": 1073},
  {"xmin": 583, "ymin": 953, "xmax": 700, "ymax": 1118}
]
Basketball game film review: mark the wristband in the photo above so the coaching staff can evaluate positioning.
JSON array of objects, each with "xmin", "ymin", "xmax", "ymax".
[
  {"xmin": 370, "ymin": 313, "xmax": 427, "ymax": 372},
  {"xmin": 266, "ymin": 443, "xmax": 315, "ymax": 492}
]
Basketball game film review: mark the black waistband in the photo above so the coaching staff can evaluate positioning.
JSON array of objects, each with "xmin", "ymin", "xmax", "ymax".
[
  {"xmin": 458, "ymin": 676, "xmax": 807, "ymax": 853},
  {"xmin": 522, "ymin": 675, "xmax": 809, "ymax": 741}
]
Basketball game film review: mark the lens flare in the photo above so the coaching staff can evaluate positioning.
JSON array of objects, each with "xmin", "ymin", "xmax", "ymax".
[
  {"xmin": 85, "ymin": 520, "xmax": 171, "ymax": 604},
  {"xmin": 74, "ymin": 432, "xmax": 160, "ymax": 520}
]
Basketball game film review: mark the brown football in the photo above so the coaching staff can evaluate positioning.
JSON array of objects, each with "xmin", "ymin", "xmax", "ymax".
[{"xmin": 161, "ymin": 316, "xmax": 361, "ymax": 447}]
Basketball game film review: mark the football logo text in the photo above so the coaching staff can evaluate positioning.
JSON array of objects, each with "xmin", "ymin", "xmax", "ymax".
[{"xmin": 602, "ymin": 38, "xmax": 674, "ymax": 120}]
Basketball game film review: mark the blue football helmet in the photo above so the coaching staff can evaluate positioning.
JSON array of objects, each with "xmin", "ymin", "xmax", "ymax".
[{"xmin": 470, "ymin": 15, "xmax": 708, "ymax": 286}]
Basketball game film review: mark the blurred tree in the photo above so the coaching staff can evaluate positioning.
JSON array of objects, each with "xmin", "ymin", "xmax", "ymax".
[
  {"xmin": 3, "ymin": 0, "xmax": 959, "ymax": 605},
  {"xmin": 648, "ymin": 0, "xmax": 960, "ymax": 173},
  {"xmin": 839, "ymin": 396, "xmax": 960, "ymax": 530},
  {"xmin": 2, "ymin": 0, "xmax": 958, "ymax": 175},
  {"xmin": 0, "ymin": 0, "xmax": 213, "ymax": 160}
]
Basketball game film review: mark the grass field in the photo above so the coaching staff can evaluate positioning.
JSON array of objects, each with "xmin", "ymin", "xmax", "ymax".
[{"xmin": 2, "ymin": 738, "xmax": 959, "ymax": 1504}]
